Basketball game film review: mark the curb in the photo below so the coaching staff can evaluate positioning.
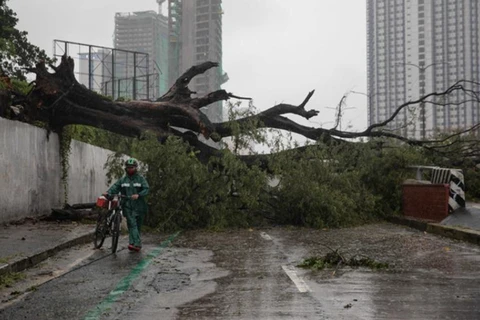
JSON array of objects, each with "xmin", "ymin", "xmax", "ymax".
[
  {"xmin": 388, "ymin": 216, "xmax": 480, "ymax": 246},
  {"xmin": 0, "ymin": 231, "xmax": 94, "ymax": 276}
]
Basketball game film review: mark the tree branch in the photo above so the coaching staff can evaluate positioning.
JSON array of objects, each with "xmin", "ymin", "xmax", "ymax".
[{"xmin": 158, "ymin": 61, "xmax": 219, "ymax": 103}]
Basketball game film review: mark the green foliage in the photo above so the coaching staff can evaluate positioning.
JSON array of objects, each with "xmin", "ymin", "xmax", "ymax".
[
  {"xmin": 90, "ymin": 101, "xmax": 428, "ymax": 231},
  {"xmin": 0, "ymin": 0, "xmax": 52, "ymax": 80},
  {"xmin": 298, "ymin": 253, "xmax": 389, "ymax": 271},
  {"xmin": 94, "ymin": 98, "xmax": 429, "ymax": 231},
  {"xmin": 267, "ymin": 140, "xmax": 425, "ymax": 228},
  {"xmin": 115, "ymin": 96, "xmax": 131, "ymax": 102},
  {"xmin": 104, "ymin": 152, "xmax": 127, "ymax": 185},
  {"xmin": 0, "ymin": 76, "xmax": 7, "ymax": 90},
  {"xmin": 464, "ymin": 165, "xmax": 480, "ymax": 201},
  {"xmin": 105, "ymin": 133, "xmax": 268, "ymax": 231},
  {"xmin": 59, "ymin": 127, "xmax": 72, "ymax": 205},
  {"xmin": 298, "ymin": 256, "xmax": 327, "ymax": 270},
  {"xmin": 0, "ymin": 272, "xmax": 25, "ymax": 289},
  {"xmin": 339, "ymin": 140, "xmax": 427, "ymax": 217},
  {"xmin": 424, "ymin": 132, "xmax": 480, "ymax": 201},
  {"xmin": 101, "ymin": 129, "xmax": 426, "ymax": 231},
  {"xmin": 268, "ymin": 146, "xmax": 374, "ymax": 228},
  {"xmin": 10, "ymin": 78, "xmax": 31, "ymax": 95},
  {"xmin": 223, "ymin": 101, "xmax": 269, "ymax": 154},
  {"xmin": 26, "ymin": 285, "xmax": 38, "ymax": 292},
  {"xmin": 68, "ymin": 125, "xmax": 133, "ymax": 154}
]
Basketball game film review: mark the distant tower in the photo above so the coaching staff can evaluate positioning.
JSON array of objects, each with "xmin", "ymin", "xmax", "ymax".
[
  {"xmin": 168, "ymin": 0, "xmax": 228, "ymax": 123},
  {"xmin": 367, "ymin": 0, "xmax": 480, "ymax": 139},
  {"xmin": 114, "ymin": 10, "xmax": 169, "ymax": 99}
]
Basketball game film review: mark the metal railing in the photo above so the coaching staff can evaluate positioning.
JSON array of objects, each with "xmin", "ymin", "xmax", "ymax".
[{"xmin": 54, "ymin": 40, "xmax": 159, "ymax": 101}]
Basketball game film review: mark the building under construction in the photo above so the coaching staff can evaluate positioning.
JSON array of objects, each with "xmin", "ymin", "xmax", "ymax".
[
  {"xmin": 114, "ymin": 9, "xmax": 169, "ymax": 99},
  {"xmin": 113, "ymin": 0, "xmax": 227, "ymax": 121},
  {"xmin": 168, "ymin": 0, "xmax": 228, "ymax": 122}
]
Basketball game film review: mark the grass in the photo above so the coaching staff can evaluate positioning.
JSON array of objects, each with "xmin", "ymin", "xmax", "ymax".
[
  {"xmin": 26, "ymin": 286, "xmax": 38, "ymax": 292},
  {"xmin": 0, "ymin": 253, "xmax": 22, "ymax": 264},
  {"xmin": 0, "ymin": 272, "xmax": 26, "ymax": 289}
]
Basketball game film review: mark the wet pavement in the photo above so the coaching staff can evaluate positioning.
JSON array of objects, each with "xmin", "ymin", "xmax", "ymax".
[
  {"xmin": 173, "ymin": 224, "xmax": 480, "ymax": 319},
  {"xmin": 441, "ymin": 202, "xmax": 480, "ymax": 230},
  {"xmin": 0, "ymin": 220, "xmax": 93, "ymax": 275},
  {"xmin": 1, "ymin": 223, "xmax": 480, "ymax": 319},
  {"xmin": 0, "ymin": 221, "xmax": 92, "ymax": 260}
]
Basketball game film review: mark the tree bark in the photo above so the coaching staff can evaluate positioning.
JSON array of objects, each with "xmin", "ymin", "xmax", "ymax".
[
  {"xmin": 6, "ymin": 55, "xmax": 480, "ymax": 166},
  {"xmin": 0, "ymin": 89, "xmax": 9, "ymax": 118}
]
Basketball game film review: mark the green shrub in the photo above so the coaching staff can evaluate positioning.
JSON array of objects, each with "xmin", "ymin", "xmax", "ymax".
[
  {"xmin": 266, "ymin": 141, "xmax": 426, "ymax": 228},
  {"xmin": 105, "ymin": 134, "xmax": 268, "ymax": 231}
]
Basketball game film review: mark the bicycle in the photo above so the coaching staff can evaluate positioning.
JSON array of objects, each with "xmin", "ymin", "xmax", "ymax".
[{"xmin": 94, "ymin": 193, "xmax": 125, "ymax": 253}]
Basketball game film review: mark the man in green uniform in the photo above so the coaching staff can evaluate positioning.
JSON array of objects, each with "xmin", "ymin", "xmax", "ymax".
[{"xmin": 104, "ymin": 158, "xmax": 149, "ymax": 252}]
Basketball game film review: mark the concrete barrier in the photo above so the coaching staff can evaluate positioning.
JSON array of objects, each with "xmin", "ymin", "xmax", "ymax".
[{"xmin": 388, "ymin": 216, "xmax": 480, "ymax": 246}]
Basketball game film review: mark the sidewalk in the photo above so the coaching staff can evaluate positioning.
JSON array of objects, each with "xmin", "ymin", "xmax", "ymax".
[
  {"xmin": 441, "ymin": 202, "xmax": 480, "ymax": 229},
  {"xmin": 388, "ymin": 202, "xmax": 480, "ymax": 246},
  {"xmin": 0, "ymin": 220, "xmax": 94, "ymax": 276}
]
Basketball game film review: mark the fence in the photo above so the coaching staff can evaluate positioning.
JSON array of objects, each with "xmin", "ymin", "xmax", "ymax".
[{"xmin": 53, "ymin": 40, "xmax": 160, "ymax": 101}]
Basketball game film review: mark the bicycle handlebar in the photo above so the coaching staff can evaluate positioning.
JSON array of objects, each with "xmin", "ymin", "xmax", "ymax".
[{"xmin": 104, "ymin": 194, "xmax": 128, "ymax": 201}]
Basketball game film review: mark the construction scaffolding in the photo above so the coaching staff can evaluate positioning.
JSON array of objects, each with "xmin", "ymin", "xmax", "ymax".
[{"xmin": 53, "ymin": 40, "xmax": 159, "ymax": 101}]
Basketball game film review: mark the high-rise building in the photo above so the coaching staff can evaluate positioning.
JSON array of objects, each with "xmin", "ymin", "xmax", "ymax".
[
  {"xmin": 114, "ymin": 10, "xmax": 169, "ymax": 99},
  {"xmin": 168, "ymin": 0, "xmax": 228, "ymax": 123},
  {"xmin": 367, "ymin": 0, "xmax": 480, "ymax": 139}
]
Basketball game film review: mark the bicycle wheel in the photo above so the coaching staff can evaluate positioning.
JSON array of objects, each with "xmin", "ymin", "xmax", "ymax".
[
  {"xmin": 111, "ymin": 211, "xmax": 121, "ymax": 253},
  {"xmin": 94, "ymin": 211, "xmax": 107, "ymax": 249}
]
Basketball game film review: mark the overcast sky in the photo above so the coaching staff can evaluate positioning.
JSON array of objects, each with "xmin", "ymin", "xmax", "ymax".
[{"xmin": 9, "ymin": 0, "xmax": 368, "ymax": 133}]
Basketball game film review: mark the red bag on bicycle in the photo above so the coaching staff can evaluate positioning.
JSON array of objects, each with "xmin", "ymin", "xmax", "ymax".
[{"xmin": 96, "ymin": 196, "xmax": 109, "ymax": 209}]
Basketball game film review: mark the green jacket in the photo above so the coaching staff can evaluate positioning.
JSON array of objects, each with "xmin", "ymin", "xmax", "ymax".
[{"xmin": 107, "ymin": 173, "xmax": 149, "ymax": 213}]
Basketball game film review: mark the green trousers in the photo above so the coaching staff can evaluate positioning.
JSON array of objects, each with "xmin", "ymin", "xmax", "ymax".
[{"xmin": 124, "ymin": 209, "xmax": 145, "ymax": 247}]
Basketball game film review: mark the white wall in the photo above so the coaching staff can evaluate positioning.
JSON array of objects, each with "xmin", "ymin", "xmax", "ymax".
[
  {"xmin": 0, "ymin": 117, "xmax": 115, "ymax": 222},
  {"xmin": 67, "ymin": 140, "xmax": 113, "ymax": 205}
]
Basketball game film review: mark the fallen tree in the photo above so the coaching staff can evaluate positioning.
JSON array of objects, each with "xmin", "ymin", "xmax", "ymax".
[
  {"xmin": 2, "ymin": 54, "xmax": 480, "ymax": 228},
  {"xmin": 4, "ymin": 55, "xmax": 480, "ymax": 168},
  {"xmin": 3, "ymin": 0, "xmax": 480, "ymax": 229}
]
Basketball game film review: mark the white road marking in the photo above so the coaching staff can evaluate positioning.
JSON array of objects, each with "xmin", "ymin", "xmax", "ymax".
[
  {"xmin": 260, "ymin": 232, "xmax": 272, "ymax": 241},
  {"xmin": 282, "ymin": 265, "xmax": 312, "ymax": 293}
]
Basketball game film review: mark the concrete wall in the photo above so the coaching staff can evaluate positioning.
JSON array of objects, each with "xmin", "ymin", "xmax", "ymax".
[
  {"xmin": 67, "ymin": 140, "xmax": 113, "ymax": 205},
  {"xmin": 0, "ymin": 118, "xmax": 115, "ymax": 222}
]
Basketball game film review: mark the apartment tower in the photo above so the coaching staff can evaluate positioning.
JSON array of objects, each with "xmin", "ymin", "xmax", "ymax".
[
  {"xmin": 168, "ymin": 0, "xmax": 227, "ymax": 123},
  {"xmin": 367, "ymin": 0, "xmax": 480, "ymax": 139}
]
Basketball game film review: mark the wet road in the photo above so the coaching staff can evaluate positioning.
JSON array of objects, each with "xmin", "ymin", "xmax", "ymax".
[{"xmin": 1, "ymin": 223, "xmax": 480, "ymax": 319}]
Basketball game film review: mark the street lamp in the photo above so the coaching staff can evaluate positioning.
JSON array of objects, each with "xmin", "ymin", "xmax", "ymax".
[{"xmin": 403, "ymin": 62, "xmax": 449, "ymax": 140}]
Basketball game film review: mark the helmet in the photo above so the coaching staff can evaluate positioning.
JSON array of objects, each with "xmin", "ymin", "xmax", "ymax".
[{"xmin": 125, "ymin": 158, "xmax": 138, "ymax": 167}]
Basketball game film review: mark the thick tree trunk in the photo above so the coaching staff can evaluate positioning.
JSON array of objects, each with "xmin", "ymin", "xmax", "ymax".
[
  {"xmin": 7, "ymin": 55, "xmax": 480, "ymax": 166},
  {"xmin": 46, "ymin": 208, "xmax": 97, "ymax": 221},
  {"xmin": 23, "ymin": 56, "xmax": 239, "ymax": 140},
  {"xmin": 0, "ymin": 89, "xmax": 8, "ymax": 118}
]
